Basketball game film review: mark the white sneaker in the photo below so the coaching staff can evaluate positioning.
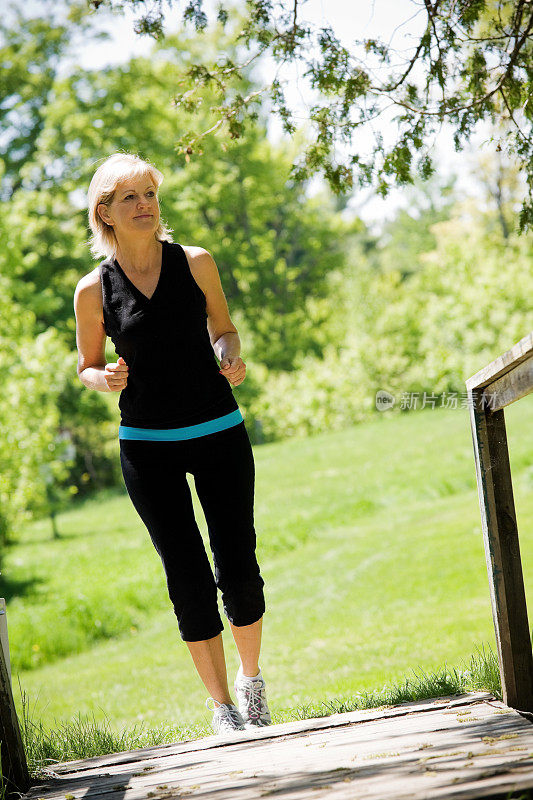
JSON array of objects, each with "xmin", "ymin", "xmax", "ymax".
[
  {"xmin": 234, "ymin": 665, "xmax": 272, "ymax": 727},
  {"xmin": 205, "ymin": 697, "xmax": 246, "ymax": 734}
]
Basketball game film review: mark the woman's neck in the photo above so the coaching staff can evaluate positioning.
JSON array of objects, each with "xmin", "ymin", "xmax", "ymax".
[{"xmin": 114, "ymin": 238, "xmax": 162, "ymax": 274}]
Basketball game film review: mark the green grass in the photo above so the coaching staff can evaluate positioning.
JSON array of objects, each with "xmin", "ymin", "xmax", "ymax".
[
  {"xmin": 3, "ymin": 399, "xmax": 533, "ymax": 746},
  {"xmin": 19, "ymin": 642, "xmax": 501, "ymax": 782}
]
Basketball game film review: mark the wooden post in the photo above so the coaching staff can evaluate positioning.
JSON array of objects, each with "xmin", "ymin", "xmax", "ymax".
[
  {"xmin": 0, "ymin": 600, "xmax": 11, "ymax": 686},
  {"xmin": 468, "ymin": 388, "xmax": 533, "ymax": 711},
  {"xmin": 0, "ymin": 598, "xmax": 30, "ymax": 797}
]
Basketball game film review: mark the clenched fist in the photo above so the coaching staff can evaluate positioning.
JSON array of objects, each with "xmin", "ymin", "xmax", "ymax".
[
  {"xmin": 219, "ymin": 355, "xmax": 246, "ymax": 386},
  {"xmin": 105, "ymin": 355, "xmax": 129, "ymax": 391}
]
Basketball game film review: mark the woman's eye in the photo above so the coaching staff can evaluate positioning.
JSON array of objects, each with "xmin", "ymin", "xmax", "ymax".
[{"xmin": 124, "ymin": 191, "xmax": 155, "ymax": 200}]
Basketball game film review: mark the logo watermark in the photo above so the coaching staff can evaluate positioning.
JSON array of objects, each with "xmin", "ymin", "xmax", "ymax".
[
  {"xmin": 375, "ymin": 390, "xmax": 395, "ymax": 411},
  {"xmin": 375, "ymin": 390, "xmax": 497, "ymax": 411}
]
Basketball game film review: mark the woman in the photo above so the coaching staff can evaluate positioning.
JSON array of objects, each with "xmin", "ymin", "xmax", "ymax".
[{"xmin": 74, "ymin": 152, "xmax": 271, "ymax": 736}]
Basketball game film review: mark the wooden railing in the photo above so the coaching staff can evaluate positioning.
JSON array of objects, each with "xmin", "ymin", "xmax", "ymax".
[
  {"xmin": 0, "ymin": 598, "xmax": 29, "ymax": 798},
  {"xmin": 466, "ymin": 331, "xmax": 533, "ymax": 712}
]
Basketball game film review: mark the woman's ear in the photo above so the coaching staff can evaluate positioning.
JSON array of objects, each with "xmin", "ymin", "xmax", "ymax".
[{"xmin": 97, "ymin": 202, "xmax": 113, "ymax": 226}]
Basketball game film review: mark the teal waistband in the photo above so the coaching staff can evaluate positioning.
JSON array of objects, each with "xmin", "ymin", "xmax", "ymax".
[{"xmin": 119, "ymin": 409, "xmax": 244, "ymax": 441}]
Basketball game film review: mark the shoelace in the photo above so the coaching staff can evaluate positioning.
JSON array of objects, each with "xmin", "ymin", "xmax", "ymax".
[
  {"xmin": 205, "ymin": 698, "xmax": 244, "ymax": 731},
  {"xmin": 216, "ymin": 704, "xmax": 244, "ymax": 731},
  {"xmin": 242, "ymin": 678, "xmax": 267, "ymax": 721}
]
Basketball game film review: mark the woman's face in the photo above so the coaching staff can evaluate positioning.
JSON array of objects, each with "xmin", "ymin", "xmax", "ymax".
[{"xmin": 98, "ymin": 174, "xmax": 160, "ymax": 238}]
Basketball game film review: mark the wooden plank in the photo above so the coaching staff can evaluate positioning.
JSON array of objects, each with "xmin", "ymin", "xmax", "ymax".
[
  {"xmin": 468, "ymin": 388, "xmax": 533, "ymax": 711},
  {"xmin": 19, "ymin": 696, "xmax": 533, "ymax": 800},
  {"xmin": 481, "ymin": 357, "xmax": 533, "ymax": 412},
  {"xmin": 0, "ymin": 600, "xmax": 30, "ymax": 797},
  {"xmin": 17, "ymin": 694, "xmax": 503, "ymax": 790},
  {"xmin": 38, "ymin": 692, "xmax": 496, "ymax": 775},
  {"xmin": 465, "ymin": 331, "xmax": 533, "ymax": 392}
]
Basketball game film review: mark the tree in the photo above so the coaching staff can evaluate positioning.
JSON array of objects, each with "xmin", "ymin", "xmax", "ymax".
[
  {"xmin": 0, "ymin": 0, "xmax": 105, "ymax": 199},
  {"xmin": 377, "ymin": 173, "xmax": 458, "ymax": 280},
  {"xmin": 0, "ymin": 2, "xmax": 360, "ymax": 539},
  {"xmin": 87, "ymin": 0, "xmax": 533, "ymax": 233},
  {"xmin": 16, "ymin": 27, "xmax": 354, "ymax": 370},
  {"xmin": 0, "ymin": 190, "xmax": 78, "ymax": 548}
]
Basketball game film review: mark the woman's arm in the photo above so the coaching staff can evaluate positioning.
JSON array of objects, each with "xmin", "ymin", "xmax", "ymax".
[
  {"xmin": 212, "ymin": 330, "xmax": 240, "ymax": 364},
  {"xmin": 182, "ymin": 246, "xmax": 247, "ymax": 386},
  {"xmin": 74, "ymin": 272, "xmax": 128, "ymax": 392}
]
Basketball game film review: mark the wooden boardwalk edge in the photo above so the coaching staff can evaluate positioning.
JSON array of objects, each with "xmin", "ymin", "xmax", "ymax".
[
  {"xmin": 41, "ymin": 691, "xmax": 496, "ymax": 775},
  {"xmin": 21, "ymin": 690, "xmax": 533, "ymax": 800},
  {"xmin": 34, "ymin": 691, "xmax": 496, "ymax": 776}
]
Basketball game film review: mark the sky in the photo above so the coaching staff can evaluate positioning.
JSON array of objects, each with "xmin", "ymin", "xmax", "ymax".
[{"xmin": 55, "ymin": 0, "xmax": 494, "ymax": 232}]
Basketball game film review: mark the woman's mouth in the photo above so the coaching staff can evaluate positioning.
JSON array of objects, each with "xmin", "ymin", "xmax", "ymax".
[{"xmin": 135, "ymin": 214, "xmax": 153, "ymax": 219}]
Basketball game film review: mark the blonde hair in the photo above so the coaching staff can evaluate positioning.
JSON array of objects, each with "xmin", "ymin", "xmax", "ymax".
[{"xmin": 87, "ymin": 152, "xmax": 174, "ymax": 259}]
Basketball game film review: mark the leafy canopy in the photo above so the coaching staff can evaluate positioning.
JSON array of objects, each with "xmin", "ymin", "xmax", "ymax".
[{"xmin": 88, "ymin": 0, "xmax": 533, "ymax": 232}]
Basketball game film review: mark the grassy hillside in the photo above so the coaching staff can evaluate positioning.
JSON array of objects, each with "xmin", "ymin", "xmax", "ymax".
[{"xmin": 4, "ymin": 399, "xmax": 533, "ymax": 735}]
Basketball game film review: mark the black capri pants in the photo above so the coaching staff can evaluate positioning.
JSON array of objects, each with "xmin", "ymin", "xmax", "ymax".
[{"xmin": 119, "ymin": 420, "xmax": 266, "ymax": 642}]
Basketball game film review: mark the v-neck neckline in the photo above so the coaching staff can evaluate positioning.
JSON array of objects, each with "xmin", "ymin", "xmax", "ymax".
[{"xmin": 113, "ymin": 241, "xmax": 166, "ymax": 303}]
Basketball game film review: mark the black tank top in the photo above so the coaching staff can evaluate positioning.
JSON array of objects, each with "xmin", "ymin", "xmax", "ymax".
[{"xmin": 99, "ymin": 240, "xmax": 239, "ymax": 429}]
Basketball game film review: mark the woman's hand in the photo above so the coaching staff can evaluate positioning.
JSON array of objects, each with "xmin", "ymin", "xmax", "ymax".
[
  {"xmin": 219, "ymin": 356, "xmax": 246, "ymax": 386},
  {"xmin": 105, "ymin": 355, "xmax": 129, "ymax": 392}
]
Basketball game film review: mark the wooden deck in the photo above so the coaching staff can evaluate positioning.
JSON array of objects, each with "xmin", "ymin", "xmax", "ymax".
[{"xmin": 21, "ymin": 691, "xmax": 533, "ymax": 800}]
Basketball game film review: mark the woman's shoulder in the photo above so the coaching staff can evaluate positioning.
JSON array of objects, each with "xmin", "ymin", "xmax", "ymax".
[
  {"xmin": 171, "ymin": 243, "xmax": 213, "ymax": 277},
  {"xmin": 74, "ymin": 263, "xmax": 107, "ymax": 310},
  {"xmin": 76, "ymin": 264, "xmax": 105, "ymax": 291},
  {"xmin": 174, "ymin": 243, "xmax": 211, "ymax": 260}
]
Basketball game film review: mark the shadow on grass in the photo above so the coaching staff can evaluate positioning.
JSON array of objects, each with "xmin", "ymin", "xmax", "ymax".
[{"xmin": 0, "ymin": 573, "xmax": 45, "ymax": 605}]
